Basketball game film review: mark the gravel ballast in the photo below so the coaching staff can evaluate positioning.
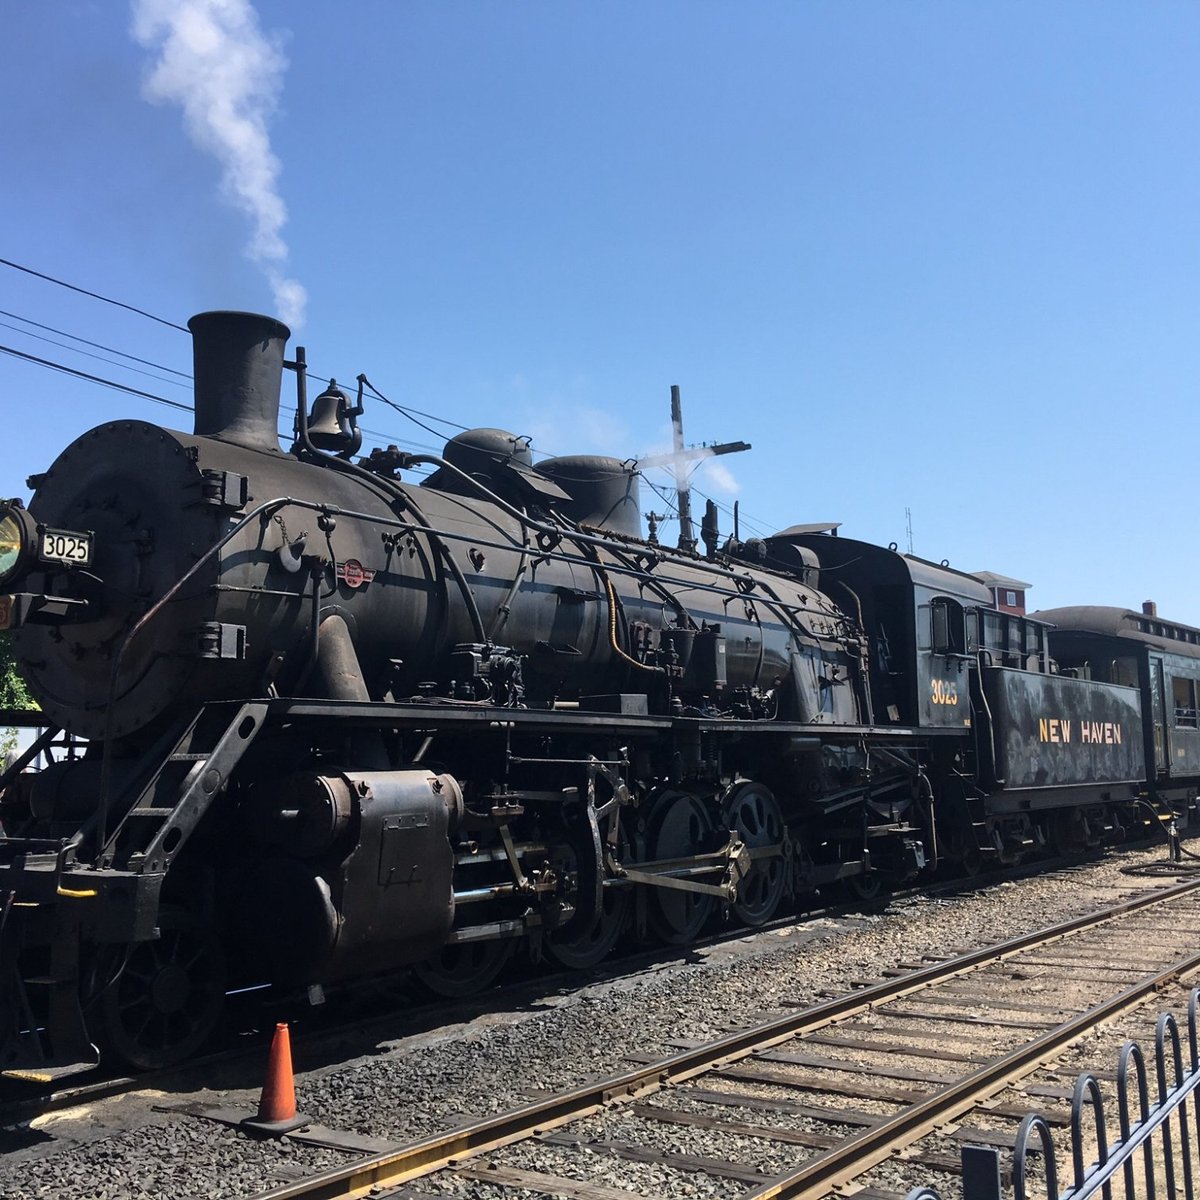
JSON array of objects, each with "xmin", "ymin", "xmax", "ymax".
[{"xmin": 0, "ymin": 844, "xmax": 1190, "ymax": 1199}]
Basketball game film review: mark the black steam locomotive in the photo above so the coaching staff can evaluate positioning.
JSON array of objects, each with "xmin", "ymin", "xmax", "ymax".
[{"xmin": 0, "ymin": 311, "xmax": 1196, "ymax": 1077}]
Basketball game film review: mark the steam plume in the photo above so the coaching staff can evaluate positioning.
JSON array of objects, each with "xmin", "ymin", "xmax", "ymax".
[{"xmin": 131, "ymin": 0, "xmax": 307, "ymax": 327}]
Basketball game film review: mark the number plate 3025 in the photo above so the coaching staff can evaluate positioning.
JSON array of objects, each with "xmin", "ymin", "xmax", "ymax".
[{"xmin": 38, "ymin": 527, "xmax": 93, "ymax": 567}]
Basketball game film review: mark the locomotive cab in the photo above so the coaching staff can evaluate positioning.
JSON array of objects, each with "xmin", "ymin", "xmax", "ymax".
[{"xmin": 767, "ymin": 530, "xmax": 989, "ymax": 729}]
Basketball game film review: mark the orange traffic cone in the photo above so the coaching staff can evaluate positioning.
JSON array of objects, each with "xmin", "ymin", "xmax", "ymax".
[{"xmin": 241, "ymin": 1023, "xmax": 309, "ymax": 1136}]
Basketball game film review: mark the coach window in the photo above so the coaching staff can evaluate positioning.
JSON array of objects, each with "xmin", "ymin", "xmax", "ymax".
[
  {"xmin": 997, "ymin": 614, "xmax": 1016, "ymax": 666},
  {"xmin": 965, "ymin": 607, "xmax": 980, "ymax": 652},
  {"xmin": 980, "ymin": 610, "xmax": 1002, "ymax": 658},
  {"xmin": 1173, "ymin": 677, "xmax": 1199, "ymax": 729},
  {"xmin": 931, "ymin": 597, "xmax": 966, "ymax": 656},
  {"xmin": 1022, "ymin": 621, "xmax": 1045, "ymax": 670}
]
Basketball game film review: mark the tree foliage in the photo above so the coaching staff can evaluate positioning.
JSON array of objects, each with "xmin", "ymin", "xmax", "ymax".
[
  {"xmin": 0, "ymin": 632, "xmax": 35, "ymax": 712},
  {"xmin": 1, "ymin": 631, "xmax": 37, "ymax": 760}
]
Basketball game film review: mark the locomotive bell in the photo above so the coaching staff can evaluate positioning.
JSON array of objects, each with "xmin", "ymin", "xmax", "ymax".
[{"xmin": 307, "ymin": 379, "xmax": 357, "ymax": 451}]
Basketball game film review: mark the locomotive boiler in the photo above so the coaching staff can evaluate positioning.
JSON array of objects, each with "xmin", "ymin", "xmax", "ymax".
[
  {"xmin": 0, "ymin": 311, "xmax": 1191, "ymax": 1076},
  {"xmin": 0, "ymin": 312, "xmax": 864, "ymax": 1073}
]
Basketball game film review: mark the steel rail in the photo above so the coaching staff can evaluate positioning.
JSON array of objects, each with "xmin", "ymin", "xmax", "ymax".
[
  {"xmin": 251, "ymin": 874, "xmax": 1200, "ymax": 1200},
  {"xmin": 742, "ymin": 950, "xmax": 1200, "ymax": 1199},
  {"xmin": 0, "ymin": 844, "xmax": 1114, "ymax": 1120}
]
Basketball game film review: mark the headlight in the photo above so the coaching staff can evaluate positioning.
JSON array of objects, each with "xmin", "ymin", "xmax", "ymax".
[{"xmin": 0, "ymin": 502, "xmax": 36, "ymax": 588}]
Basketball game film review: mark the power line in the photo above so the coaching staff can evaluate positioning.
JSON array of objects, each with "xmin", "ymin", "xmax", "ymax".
[
  {"xmin": 1, "ymin": 262, "xmax": 769, "ymax": 521},
  {"xmin": 642, "ymin": 477, "xmax": 680, "ymax": 518},
  {"xmin": 0, "ymin": 309, "xmax": 191, "ymax": 377},
  {"xmin": 2, "ymin": 339, "xmax": 449, "ymax": 457},
  {"xmin": 0, "ymin": 258, "xmax": 475, "ymax": 447},
  {"xmin": 4, "ymin": 332, "xmax": 780, "ymax": 537},
  {"xmin": 0, "ymin": 296, "xmax": 458, "ymax": 445},
  {"xmin": 0, "ymin": 307, "xmax": 459, "ymax": 433},
  {"xmin": 0, "ymin": 343, "xmax": 191, "ymax": 412},
  {"xmin": 360, "ymin": 377, "xmax": 469, "ymax": 439},
  {"xmin": 684, "ymin": 473, "xmax": 772, "ymax": 539},
  {"xmin": 0, "ymin": 258, "xmax": 189, "ymax": 333},
  {"xmin": 0, "ymin": 320, "xmax": 192, "ymax": 391}
]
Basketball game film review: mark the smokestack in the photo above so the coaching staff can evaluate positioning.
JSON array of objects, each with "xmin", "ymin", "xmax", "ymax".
[
  {"xmin": 189, "ymin": 310, "xmax": 290, "ymax": 452},
  {"xmin": 1143, "ymin": 601, "xmax": 1158, "ymax": 618}
]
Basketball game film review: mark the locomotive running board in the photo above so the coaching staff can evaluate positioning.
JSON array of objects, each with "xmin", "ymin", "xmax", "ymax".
[{"xmin": 266, "ymin": 698, "xmax": 964, "ymax": 741}]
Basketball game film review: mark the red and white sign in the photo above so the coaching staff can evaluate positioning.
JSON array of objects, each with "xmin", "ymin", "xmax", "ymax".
[{"xmin": 336, "ymin": 559, "xmax": 376, "ymax": 589}]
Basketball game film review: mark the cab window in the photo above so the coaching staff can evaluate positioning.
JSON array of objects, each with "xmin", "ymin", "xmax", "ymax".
[{"xmin": 930, "ymin": 597, "xmax": 966, "ymax": 656}]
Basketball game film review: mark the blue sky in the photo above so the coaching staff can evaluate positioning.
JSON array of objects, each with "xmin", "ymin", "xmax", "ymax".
[{"xmin": 2, "ymin": 1, "xmax": 1197, "ymax": 617}]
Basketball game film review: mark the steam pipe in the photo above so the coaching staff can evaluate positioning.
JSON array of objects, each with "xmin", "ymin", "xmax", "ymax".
[{"xmin": 401, "ymin": 451, "xmax": 819, "ymax": 636}]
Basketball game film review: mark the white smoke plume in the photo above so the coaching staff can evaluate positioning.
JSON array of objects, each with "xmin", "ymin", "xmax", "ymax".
[
  {"xmin": 131, "ymin": 0, "xmax": 307, "ymax": 327},
  {"xmin": 638, "ymin": 432, "xmax": 742, "ymax": 496},
  {"xmin": 697, "ymin": 456, "xmax": 740, "ymax": 496}
]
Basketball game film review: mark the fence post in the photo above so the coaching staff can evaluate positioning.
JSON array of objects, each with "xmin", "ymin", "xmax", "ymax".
[{"xmin": 963, "ymin": 1144, "xmax": 1005, "ymax": 1200}]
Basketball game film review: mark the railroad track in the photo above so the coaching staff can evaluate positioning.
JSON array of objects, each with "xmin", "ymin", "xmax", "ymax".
[
  {"xmin": 2, "ymin": 841, "xmax": 1125, "ymax": 1126},
  {"xmin": 245, "ymin": 872, "xmax": 1200, "ymax": 1200}
]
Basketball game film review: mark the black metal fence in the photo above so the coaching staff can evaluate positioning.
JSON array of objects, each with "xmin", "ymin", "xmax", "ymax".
[{"xmin": 910, "ymin": 988, "xmax": 1200, "ymax": 1200}]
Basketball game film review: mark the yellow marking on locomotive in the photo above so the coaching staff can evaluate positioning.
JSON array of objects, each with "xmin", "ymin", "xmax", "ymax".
[{"xmin": 1038, "ymin": 718, "xmax": 1122, "ymax": 745}]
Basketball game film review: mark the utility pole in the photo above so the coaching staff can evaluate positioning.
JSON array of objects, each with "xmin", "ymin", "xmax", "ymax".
[
  {"xmin": 670, "ymin": 386, "xmax": 695, "ymax": 552},
  {"xmin": 642, "ymin": 386, "xmax": 750, "ymax": 553},
  {"xmin": 905, "ymin": 507, "xmax": 914, "ymax": 555}
]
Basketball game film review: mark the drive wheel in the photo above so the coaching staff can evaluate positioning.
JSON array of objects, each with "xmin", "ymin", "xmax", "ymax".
[
  {"xmin": 723, "ymin": 782, "xmax": 788, "ymax": 927},
  {"xmin": 645, "ymin": 790, "xmax": 717, "ymax": 945},
  {"xmin": 413, "ymin": 940, "xmax": 514, "ymax": 998},
  {"xmin": 545, "ymin": 883, "xmax": 630, "ymax": 970},
  {"xmin": 546, "ymin": 819, "xmax": 631, "ymax": 970},
  {"xmin": 93, "ymin": 906, "xmax": 226, "ymax": 1071}
]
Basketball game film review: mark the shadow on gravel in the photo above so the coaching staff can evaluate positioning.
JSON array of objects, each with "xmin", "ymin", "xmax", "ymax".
[{"xmin": 0, "ymin": 1124, "xmax": 54, "ymax": 1153}]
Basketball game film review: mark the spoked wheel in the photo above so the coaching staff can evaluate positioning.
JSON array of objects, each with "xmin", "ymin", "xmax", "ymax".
[
  {"xmin": 945, "ymin": 824, "xmax": 984, "ymax": 877},
  {"xmin": 1049, "ymin": 809, "xmax": 1089, "ymax": 859},
  {"xmin": 545, "ymin": 882, "xmax": 630, "ymax": 970},
  {"xmin": 645, "ymin": 789, "xmax": 717, "ymax": 945},
  {"xmin": 413, "ymin": 940, "xmax": 514, "ymax": 998},
  {"xmin": 545, "ymin": 817, "xmax": 631, "ymax": 970},
  {"xmin": 844, "ymin": 870, "xmax": 884, "ymax": 902},
  {"xmin": 93, "ymin": 905, "xmax": 226, "ymax": 1071},
  {"xmin": 723, "ymin": 782, "xmax": 788, "ymax": 927}
]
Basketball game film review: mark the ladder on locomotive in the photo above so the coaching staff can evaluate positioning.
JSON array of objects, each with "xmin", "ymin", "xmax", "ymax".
[{"xmin": 95, "ymin": 700, "xmax": 267, "ymax": 873}]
